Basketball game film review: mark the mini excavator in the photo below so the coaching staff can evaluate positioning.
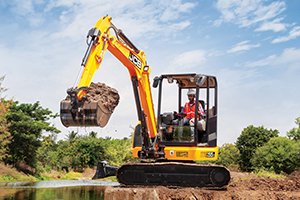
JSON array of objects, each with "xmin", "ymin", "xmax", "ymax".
[{"xmin": 60, "ymin": 15, "xmax": 230, "ymax": 187}]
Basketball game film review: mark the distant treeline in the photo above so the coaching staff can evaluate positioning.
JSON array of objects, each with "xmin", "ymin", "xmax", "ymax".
[{"xmin": 214, "ymin": 123, "xmax": 300, "ymax": 174}]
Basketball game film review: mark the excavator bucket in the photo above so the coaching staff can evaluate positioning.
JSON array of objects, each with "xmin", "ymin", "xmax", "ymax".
[{"xmin": 60, "ymin": 100, "xmax": 113, "ymax": 127}]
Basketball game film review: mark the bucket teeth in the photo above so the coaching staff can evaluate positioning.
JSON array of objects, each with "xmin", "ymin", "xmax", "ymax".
[{"xmin": 60, "ymin": 100, "xmax": 113, "ymax": 127}]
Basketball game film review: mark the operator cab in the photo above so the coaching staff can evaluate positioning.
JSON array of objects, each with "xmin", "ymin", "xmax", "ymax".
[{"xmin": 153, "ymin": 74, "xmax": 218, "ymax": 147}]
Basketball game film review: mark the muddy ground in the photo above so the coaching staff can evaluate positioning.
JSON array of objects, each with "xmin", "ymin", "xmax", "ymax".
[
  {"xmin": 105, "ymin": 171, "xmax": 300, "ymax": 200},
  {"xmin": 66, "ymin": 82, "xmax": 120, "ymax": 110}
]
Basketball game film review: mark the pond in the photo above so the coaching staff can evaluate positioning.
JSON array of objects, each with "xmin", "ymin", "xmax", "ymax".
[{"xmin": 0, "ymin": 180, "xmax": 119, "ymax": 200}]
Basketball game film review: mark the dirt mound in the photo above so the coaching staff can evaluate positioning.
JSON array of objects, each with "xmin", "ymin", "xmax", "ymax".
[
  {"xmin": 156, "ymin": 187, "xmax": 214, "ymax": 200},
  {"xmin": 230, "ymin": 177, "xmax": 300, "ymax": 192},
  {"xmin": 65, "ymin": 82, "xmax": 120, "ymax": 110},
  {"xmin": 106, "ymin": 172, "xmax": 300, "ymax": 200},
  {"xmin": 287, "ymin": 170, "xmax": 300, "ymax": 181}
]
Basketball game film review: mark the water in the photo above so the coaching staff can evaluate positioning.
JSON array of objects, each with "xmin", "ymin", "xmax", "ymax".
[{"xmin": 0, "ymin": 180, "xmax": 119, "ymax": 200}]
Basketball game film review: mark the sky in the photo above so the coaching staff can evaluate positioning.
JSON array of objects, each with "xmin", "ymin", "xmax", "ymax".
[{"xmin": 0, "ymin": 0, "xmax": 299, "ymax": 145}]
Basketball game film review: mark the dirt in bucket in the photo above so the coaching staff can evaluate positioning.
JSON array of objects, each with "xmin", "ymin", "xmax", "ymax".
[{"xmin": 65, "ymin": 82, "xmax": 120, "ymax": 110}]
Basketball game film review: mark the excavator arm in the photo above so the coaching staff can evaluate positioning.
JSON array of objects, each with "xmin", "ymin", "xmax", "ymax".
[{"xmin": 60, "ymin": 15, "xmax": 157, "ymax": 153}]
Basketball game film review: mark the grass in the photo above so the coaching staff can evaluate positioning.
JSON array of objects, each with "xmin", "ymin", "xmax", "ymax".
[
  {"xmin": 0, "ymin": 163, "xmax": 36, "ymax": 182},
  {"xmin": 100, "ymin": 176, "xmax": 117, "ymax": 182},
  {"xmin": 254, "ymin": 169, "xmax": 286, "ymax": 179},
  {"xmin": 63, "ymin": 172, "xmax": 83, "ymax": 180},
  {"xmin": 0, "ymin": 163, "xmax": 85, "ymax": 182}
]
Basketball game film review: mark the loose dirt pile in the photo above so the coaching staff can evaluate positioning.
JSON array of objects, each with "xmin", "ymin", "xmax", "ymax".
[
  {"xmin": 105, "ymin": 172, "xmax": 300, "ymax": 200},
  {"xmin": 157, "ymin": 172, "xmax": 300, "ymax": 200},
  {"xmin": 66, "ymin": 82, "xmax": 120, "ymax": 110}
]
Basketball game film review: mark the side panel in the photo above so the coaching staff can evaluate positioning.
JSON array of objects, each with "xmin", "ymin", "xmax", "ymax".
[
  {"xmin": 132, "ymin": 146, "xmax": 219, "ymax": 160},
  {"xmin": 164, "ymin": 146, "xmax": 218, "ymax": 161}
]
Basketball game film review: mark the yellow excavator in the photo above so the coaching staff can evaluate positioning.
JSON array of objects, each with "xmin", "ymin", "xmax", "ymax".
[{"xmin": 60, "ymin": 15, "xmax": 230, "ymax": 187}]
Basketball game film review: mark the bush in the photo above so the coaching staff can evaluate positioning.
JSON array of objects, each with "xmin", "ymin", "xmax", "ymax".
[
  {"xmin": 235, "ymin": 125, "xmax": 279, "ymax": 171},
  {"xmin": 215, "ymin": 143, "xmax": 240, "ymax": 169},
  {"xmin": 251, "ymin": 137, "xmax": 300, "ymax": 174}
]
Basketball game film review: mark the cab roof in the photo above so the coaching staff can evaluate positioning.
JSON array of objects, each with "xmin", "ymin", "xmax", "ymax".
[{"xmin": 160, "ymin": 73, "xmax": 217, "ymax": 89}]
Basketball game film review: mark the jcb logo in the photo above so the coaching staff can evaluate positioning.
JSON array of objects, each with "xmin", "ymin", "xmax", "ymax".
[
  {"xmin": 129, "ymin": 52, "xmax": 142, "ymax": 69},
  {"xmin": 176, "ymin": 151, "xmax": 188, "ymax": 157}
]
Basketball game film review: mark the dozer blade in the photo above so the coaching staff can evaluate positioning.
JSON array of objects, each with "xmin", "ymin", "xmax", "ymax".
[
  {"xmin": 117, "ymin": 162, "xmax": 230, "ymax": 188},
  {"xmin": 60, "ymin": 100, "xmax": 113, "ymax": 127},
  {"xmin": 92, "ymin": 161, "xmax": 118, "ymax": 179}
]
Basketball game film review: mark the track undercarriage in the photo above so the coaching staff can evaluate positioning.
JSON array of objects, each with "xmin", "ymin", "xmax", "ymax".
[{"xmin": 93, "ymin": 161, "xmax": 230, "ymax": 188}]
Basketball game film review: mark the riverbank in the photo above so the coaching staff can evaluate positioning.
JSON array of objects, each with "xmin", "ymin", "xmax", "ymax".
[
  {"xmin": 0, "ymin": 163, "xmax": 117, "ymax": 183},
  {"xmin": 0, "ymin": 163, "xmax": 85, "ymax": 182}
]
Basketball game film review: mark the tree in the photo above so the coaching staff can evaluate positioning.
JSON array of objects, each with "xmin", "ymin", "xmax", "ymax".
[
  {"xmin": 0, "ymin": 76, "xmax": 8, "ymax": 98},
  {"xmin": 37, "ymin": 134, "xmax": 59, "ymax": 172},
  {"xmin": 251, "ymin": 137, "xmax": 300, "ymax": 174},
  {"xmin": 89, "ymin": 131, "xmax": 97, "ymax": 138},
  {"xmin": 104, "ymin": 137, "xmax": 135, "ymax": 166},
  {"xmin": 6, "ymin": 101, "xmax": 60, "ymax": 171},
  {"xmin": 287, "ymin": 117, "xmax": 300, "ymax": 141},
  {"xmin": 0, "ymin": 76, "xmax": 12, "ymax": 162},
  {"xmin": 66, "ymin": 131, "xmax": 78, "ymax": 141},
  {"xmin": 235, "ymin": 125, "xmax": 279, "ymax": 171},
  {"xmin": 215, "ymin": 143, "xmax": 240, "ymax": 169}
]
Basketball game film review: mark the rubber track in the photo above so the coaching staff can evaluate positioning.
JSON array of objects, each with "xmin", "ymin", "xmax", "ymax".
[{"xmin": 117, "ymin": 162, "xmax": 230, "ymax": 187}]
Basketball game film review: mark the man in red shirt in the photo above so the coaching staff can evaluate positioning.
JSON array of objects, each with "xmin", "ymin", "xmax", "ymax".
[
  {"xmin": 182, "ymin": 89, "xmax": 205, "ymax": 124},
  {"xmin": 181, "ymin": 89, "xmax": 206, "ymax": 141}
]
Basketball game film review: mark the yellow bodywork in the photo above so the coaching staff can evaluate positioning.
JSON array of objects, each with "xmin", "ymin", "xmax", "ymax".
[
  {"xmin": 132, "ymin": 146, "xmax": 218, "ymax": 161},
  {"xmin": 74, "ymin": 15, "xmax": 219, "ymax": 162}
]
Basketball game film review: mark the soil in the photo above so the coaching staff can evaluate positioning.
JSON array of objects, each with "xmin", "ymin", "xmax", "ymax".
[
  {"xmin": 65, "ymin": 82, "xmax": 120, "ymax": 110},
  {"xmin": 104, "ymin": 171, "xmax": 300, "ymax": 200}
]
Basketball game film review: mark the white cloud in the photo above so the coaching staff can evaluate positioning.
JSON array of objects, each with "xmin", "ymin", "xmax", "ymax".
[
  {"xmin": 227, "ymin": 40, "xmax": 261, "ymax": 53},
  {"xmin": 7, "ymin": 0, "xmax": 45, "ymax": 26},
  {"xmin": 246, "ymin": 47, "xmax": 300, "ymax": 67},
  {"xmin": 272, "ymin": 26, "xmax": 300, "ymax": 43},
  {"xmin": 255, "ymin": 17, "xmax": 287, "ymax": 32},
  {"xmin": 214, "ymin": 0, "xmax": 286, "ymax": 29},
  {"xmin": 44, "ymin": 0, "xmax": 196, "ymax": 41},
  {"xmin": 208, "ymin": 50, "xmax": 224, "ymax": 57},
  {"xmin": 159, "ymin": 1, "xmax": 195, "ymax": 22},
  {"xmin": 171, "ymin": 49, "xmax": 206, "ymax": 70}
]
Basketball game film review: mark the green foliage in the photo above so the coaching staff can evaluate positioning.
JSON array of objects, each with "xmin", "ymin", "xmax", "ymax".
[
  {"xmin": 253, "ymin": 169, "xmax": 286, "ymax": 179},
  {"xmin": 6, "ymin": 101, "xmax": 60, "ymax": 171},
  {"xmin": 0, "ymin": 163, "xmax": 36, "ymax": 182},
  {"xmin": 0, "ymin": 76, "xmax": 8, "ymax": 97},
  {"xmin": 251, "ymin": 137, "xmax": 300, "ymax": 174},
  {"xmin": 66, "ymin": 131, "xmax": 78, "ymax": 141},
  {"xmin": 235, "ymin": 125, "xmax": 279, "ymax": 171},
  {"xmin": 0, "ymin": 99, "xmax": 11, "ymax": 161},
  {"xmin": 34, "ymin": 174, "xmax": 56, "ymax": 181},
  {"xmin": 101, "ymin": 176, "xmax": 117, "ymax": 182},
  {"xmin": 215, "ymin": 143, "xmax": 240, "ymax": 169},
  {"xmin": 103, "ymin": 137, "xmax": 135, "ymax": 166},
  {"xmin": 287, "ymin": 117, "xmax": 300, "ymax": 141},
  {"xmin": 0, "ymin": 76, "xmax": 11, "ymax": 162},
  {"xmin": 64, "ymin": 172, "xmax": 82, "ymax": 179}
]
